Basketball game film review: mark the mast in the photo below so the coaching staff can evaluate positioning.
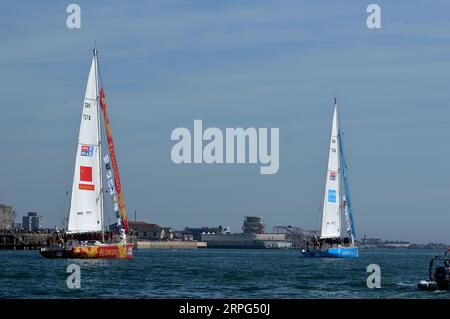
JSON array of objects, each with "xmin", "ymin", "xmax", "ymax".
[
  {"xmin": 336, "ymin": 98, "xmax": 342, "ymax": 240},
  {"xmin": 93, "ymin": 48, "xmax": 105, "ymax": 242}
]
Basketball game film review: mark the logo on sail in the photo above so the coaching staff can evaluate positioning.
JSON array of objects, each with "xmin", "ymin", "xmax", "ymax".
[
  {"xmin": 79, "ymin": 184, "xmax": 95, "ymax": 191},
  {"xmin": 79, "ymin": 166, "xmax": 94, "ymax": 191},
  {"xmin": 328, "ymin": 189, "xmax": 337, "ymax": 203},
  {"xmin": 80, "ymin": 145, "xmax": 93, "ymax": 157},
  {"xmin": 80, "ymin": 166, "xmax": 92, "ymax": 181},
  {"xmin": 103, "ymin": 155, "xmax": 121, "ymax": 226},
  {"xmin": 329, "ymin": 171, "xmax": 336, "ymax": 181}
]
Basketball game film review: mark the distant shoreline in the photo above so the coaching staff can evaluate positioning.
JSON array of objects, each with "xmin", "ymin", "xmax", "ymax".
[{"xmin": 359, "ymin": 244, "xmax": 448, "ymax": 250}]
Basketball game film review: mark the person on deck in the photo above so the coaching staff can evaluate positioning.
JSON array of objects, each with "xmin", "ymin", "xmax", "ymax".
[{"xmin": 444, "ymin": 260, "xmax": 450, "ymax": 272}]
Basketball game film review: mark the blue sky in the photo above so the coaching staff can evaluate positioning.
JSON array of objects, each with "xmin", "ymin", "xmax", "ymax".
[{"xmin": 0, "ymin": 1, "xmax": 449, "ymax": 243}]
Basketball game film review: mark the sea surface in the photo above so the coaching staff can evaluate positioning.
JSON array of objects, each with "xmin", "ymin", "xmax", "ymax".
[{"xmin": 0, "ymin": 248, "xmax": 448, "ymax": 299}]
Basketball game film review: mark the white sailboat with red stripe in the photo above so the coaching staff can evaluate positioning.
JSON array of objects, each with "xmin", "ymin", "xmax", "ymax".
[{"xmin": 40, "ymin": 49, "xmax": 133, "ymax": 259}]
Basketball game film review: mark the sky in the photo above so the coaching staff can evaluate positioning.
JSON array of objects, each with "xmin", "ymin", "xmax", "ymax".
[{"xmin": 0, "ymin": 1, "xmax": 449, "ymax": 244}]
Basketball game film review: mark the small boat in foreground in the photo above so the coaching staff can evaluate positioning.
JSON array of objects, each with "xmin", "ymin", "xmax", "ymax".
[
  {"xmin": 301, "ymin": 98, "xmax": 359, "ymax": 258},
  {"xmin": 418, "ymin": 250, "xmax": 450, "ymax": 291},
  {"xmin": 40, "ymin": 48, "xmax": 133, "ymax": 259}
]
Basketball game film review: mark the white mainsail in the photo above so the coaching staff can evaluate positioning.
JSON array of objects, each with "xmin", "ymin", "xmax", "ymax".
[
  {"xmin": 320, "ymin": 103, "xmax": 341, "ymax": 239},
  {"xmin": 67, "ymin": 52, "xmax": 103, "ymax": 234}
]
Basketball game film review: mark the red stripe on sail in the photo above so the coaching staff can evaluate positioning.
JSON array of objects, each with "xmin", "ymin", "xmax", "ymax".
[{"xmin": 79, "ymin": 184, "xmax": 95, "ymax": 191}]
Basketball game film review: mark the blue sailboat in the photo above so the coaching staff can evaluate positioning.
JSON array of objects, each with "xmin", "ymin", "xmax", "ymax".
[{"xmin": 302, "ymin": 98, "xmax": 358, "ymax": 258}]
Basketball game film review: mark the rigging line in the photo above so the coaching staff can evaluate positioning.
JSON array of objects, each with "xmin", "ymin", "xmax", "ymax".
[
  {"xmin": 100, "ymin": 122, "xmax": 117, "ymax": 227},
  {"xmin": 59, "ymin": 187, "xmax": 70, "ymax": 231},
  {"xmin": 96, "ymin": 49, "xmax": 105, "ymax": 90},
  {"xmin": 338, "ymin": 132, "xmax": 344, "ymax": 238},
  {"xmin": 338, "ymin": 102, "xmax": 355, "ymax": 232},
  {"xmin": 340, "ymin": 129, "xmax": 356, "ymax": 234},
  {"xmin": 337, "ymin": 102, "xmax": 356, "ymax": 241}
]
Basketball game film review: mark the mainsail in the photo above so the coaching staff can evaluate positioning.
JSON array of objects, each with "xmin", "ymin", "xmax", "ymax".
[
  {"xmin": 67, "ymin": 52, "xmax": 103, "ymax": 234},
  {"xmin": 320, "ymin": 102, "xmax": 341, "ymax": 239}
]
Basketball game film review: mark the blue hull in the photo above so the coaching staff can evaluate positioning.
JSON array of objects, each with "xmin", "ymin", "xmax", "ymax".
[{"xmin": 301, "ymin": 247, "xmax": 359, "ymax": 258}]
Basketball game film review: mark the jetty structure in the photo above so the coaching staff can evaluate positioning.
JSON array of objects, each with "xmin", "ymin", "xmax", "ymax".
[{"xmin": 0, "ymin": 230, "xmax": 50, "ymax": 250}]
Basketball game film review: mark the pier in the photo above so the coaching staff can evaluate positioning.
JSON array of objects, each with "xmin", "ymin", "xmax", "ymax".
[{"xmin": 0, "ymin": 231, "xmax": 51, "ymax": 250}]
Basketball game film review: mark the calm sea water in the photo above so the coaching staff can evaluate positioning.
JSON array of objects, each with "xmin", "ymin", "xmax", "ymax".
[{"xmin": 0, "ymin": 248, "xmax": 448, "ymax": 299}]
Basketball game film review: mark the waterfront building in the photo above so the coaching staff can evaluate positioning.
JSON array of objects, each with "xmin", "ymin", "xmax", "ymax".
[
  {"xmin": 201, "ymin": 217, "xmax": 292, "ymax": 249},
  {"xmin": 111, "ymin": 221, "xmax": 170, "ymax": 241},
  {"xmin": 201, "ymin": 233, "xmax": 292, "ymax": 249},
  {"xmin": 22, "ymin": 212, "xmax": 42, "ymax": 232},
  {"xmin": 173, "ymin": 231, "xmax": 194, "ymax": 241},
  {"xmin": 0, "ymin": 204, "xmax": 14, "ymax": 229},
  {"xmin": 12, "ymin": 223, "xmax": 22, "ymax": 229},
  {"xmin": 183, "ymin": 226, "xmax": 225, "ymax": 241},
  {"xmin": 242, "ymin": 216, "xmax": 264, "ymax": 234}
]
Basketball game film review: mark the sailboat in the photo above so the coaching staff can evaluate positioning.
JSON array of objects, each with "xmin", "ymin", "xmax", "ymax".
[
  {"xmin": 301, "ymin": 98, "xmax": 358, "ymax": 258},
  {"xmin": 40, "ymin": 49, "xmax": 133, "ymax": 259}
]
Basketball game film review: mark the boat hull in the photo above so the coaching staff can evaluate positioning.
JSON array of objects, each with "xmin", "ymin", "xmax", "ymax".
[
  {"xmin": 418, "ymin": 280, "xmax": 441, "ymax": 291},
  {"xmin": 302, "ymin": 246, "xmax": 359, "ymax": 258},
  {"xmin": 40, "ymin": 243, "xmax": 134, "ymax": 259}
]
